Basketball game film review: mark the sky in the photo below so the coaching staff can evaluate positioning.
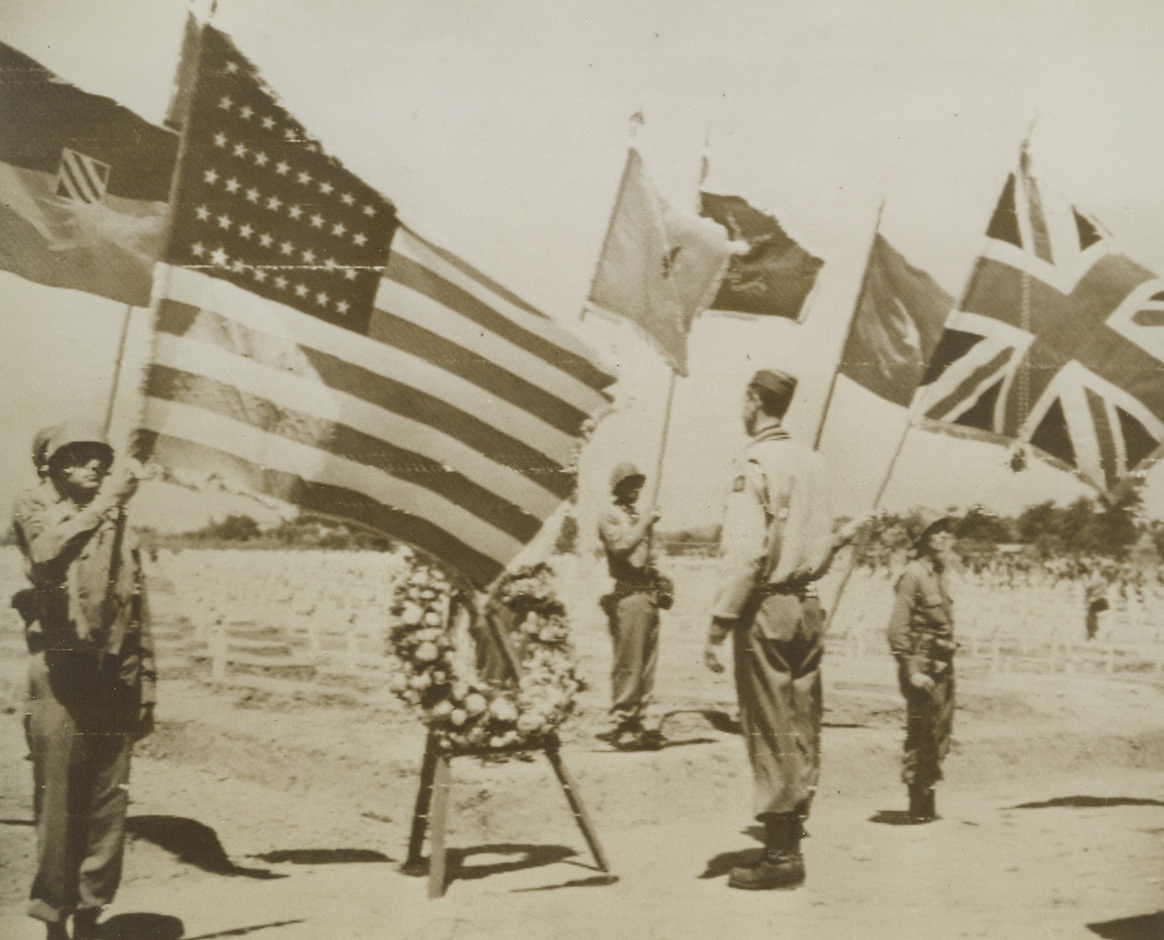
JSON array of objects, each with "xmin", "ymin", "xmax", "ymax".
[{"xmin": 5, "ymin": 0, "xmax": 1164, "ymax": 535}]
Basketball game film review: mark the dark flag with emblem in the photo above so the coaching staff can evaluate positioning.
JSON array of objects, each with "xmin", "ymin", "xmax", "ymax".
[
  {"xmin": 916, "ymin": 147, "xmax": 1164, "ymax": 498},
  {"xmin": 838, "ymin": 233, "xmax": 953, "ymax": 407},
  {"xmin": 0, "ymin": 41, "xmax": 177, "ymax": 305},
  {"xmin": 700, "ymin": 191, "xmax": 823, "ymax": 321},
  {"xmin": 139, "ymin": 23, "xmax": 615, "ymax": 584},
  {"xmin": 587, "ymin": 148, "xmax": 737, "ymax": 374}
]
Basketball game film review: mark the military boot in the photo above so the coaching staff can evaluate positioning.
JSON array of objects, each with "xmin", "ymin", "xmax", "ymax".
[
  {"xmin": 908, "ymin": 785, "xmax": 936, "ymax": 823},
  {"xmin": 728, "ymin": 813, "xmax": 805, "ymax": 890}
]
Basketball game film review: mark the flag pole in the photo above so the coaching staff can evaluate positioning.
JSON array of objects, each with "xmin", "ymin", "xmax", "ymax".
[
  {"xmin": 97, "ymin": 300, "xmax": 136, "ymax": 640},
  {"xmin": 101, "ymin": 2, "xmax": 211, "ymax": 618},
  {"xmin": 646, "ymin": 368, "xmax": 678, "ymax": 554},
  {"xmin": 102, "ymin": 304, "xmax": 135, "ymax": 435},
  {"xmin": 826, "ymin": 199, "xmax": 982, "ymax": 631},
  {"xmin": 812, "ymin": 199, "xmax": 884, "ymax": 452},
  {"xmin": 823, "ymin": 388, "xmax": 920, "ymax": 632}
]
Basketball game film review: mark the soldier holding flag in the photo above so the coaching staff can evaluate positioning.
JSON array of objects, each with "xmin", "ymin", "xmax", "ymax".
[
  {"xmin": 12, "ymin": 420, "xmax": 155, "ymax": 940},
  {"xmin": 597, "ymin": 462, "xmax": 669, "ymax": 751}
]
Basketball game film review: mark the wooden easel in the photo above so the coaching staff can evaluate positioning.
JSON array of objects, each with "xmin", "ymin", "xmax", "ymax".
[
  {"xmin": 402, "ymin": 594, "xmax": 610, "ymax": 898},
  {"xmin": 403, "ymin": 731, "xmax": 610, "ymax": 897}
]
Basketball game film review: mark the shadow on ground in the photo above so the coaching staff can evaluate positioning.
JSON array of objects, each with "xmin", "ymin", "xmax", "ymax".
[
  {"xmin": 511, "ymin": 874, "xmax": 621, "ymax": 892},
  {"xmin": 1007, "ymin": 796, "xmax": 1164, "ymax": 810},
  {"xmin": 1086, "ymin": 911, "xmax": 1164, "ymax": 940},
  {"xmin": 699, "ymin": 847, "xmax": 764, "ymax": 879},
  {"xmin": 689, "ymin": 709, "xmax": 741, "ymax": 735},
  {"xmin": 127, "ymin": 816, "xmax": 283, "ymax": 879},
  {"xmin": 868, "ymin": 810, "xmax": 921, "ymax": 826},
  {"xmin": 699, "ymin": 824, "xmax": 766, "ymax": 879},
  {"xmin": 451, "ymin": 843, "xmax": 580, "ymax": 882},
  {"xmin": 400, "ymin": 842, "xmax": 582, "ymax": 884},
  {"xmin": 90, "ymin": 912, "xmax": 184, "ymax": 940},
  {"xmin": 181, "ymin": 919, "xmax": 307, "ymax": 939},
  {"xmin": 254, "ymin": 848, "xmax": 392, "ymax": 865}
]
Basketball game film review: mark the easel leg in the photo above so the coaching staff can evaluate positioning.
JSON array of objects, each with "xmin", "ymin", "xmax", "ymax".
[
  {"xmin": 543, "ymin": 735, "xmax": 610, "ymax": 872},
  {"xmin": 405, "ymin": 734, "xmax": 439, "ymax": 871},
  {"xmin": 427, "ymin": 755, "xmax": 452, "ymax": 898}
]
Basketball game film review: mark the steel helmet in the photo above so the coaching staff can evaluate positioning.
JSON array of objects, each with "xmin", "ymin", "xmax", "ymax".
[
  {"xmin": 44, "ymin": 419, "xmax": 114, "ymax": 468},
  {"xmin": 609, "ymin": 461, "xmax": 646, "ymax": 493}
]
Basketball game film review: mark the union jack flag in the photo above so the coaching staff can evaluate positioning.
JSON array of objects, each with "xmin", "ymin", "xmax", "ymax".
[{"xmin": 917, "ymin": 149, "xmax": 1164, "ymax": 499}]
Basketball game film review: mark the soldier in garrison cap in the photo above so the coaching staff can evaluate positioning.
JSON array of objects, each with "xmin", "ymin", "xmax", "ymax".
[
  {"xmin": 887, "ymin": 509, "xmax": 958, "ymax": 824},
  {"xmin": 596, "ymin": 461, "xmax": 669, "ymax": 750},
  {"xmin": 704, "ymin": 370, "xmax": 861, "ymax": 890},
  {"xmin": 11, "ymin": 419, "xmax": 154, "ymax": 940}
]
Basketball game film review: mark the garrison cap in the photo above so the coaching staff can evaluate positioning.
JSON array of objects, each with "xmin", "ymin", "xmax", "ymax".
[
  {"xmin": 610, "ymin": 461, "xmax": 646, "ymax": 493},
  {"xmin": 749, "ymin": 369, "xmax": 797, "ymax": 402},
  {"xmin": 44, "ymin": 419, "xmax": 113, "ymax": 467}
]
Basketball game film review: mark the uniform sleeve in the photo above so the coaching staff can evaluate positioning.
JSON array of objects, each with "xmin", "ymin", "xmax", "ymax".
[
  {"xmin": 13, "ymin": 486, "xmax": 120, "ymax": 576},
  {"xmin": 711, "ymin": 459, "xmax": 769, "ymax": 619},
  {"xmin": 887, "ymin": 567, "xmax": 919, "ymax": 661}
]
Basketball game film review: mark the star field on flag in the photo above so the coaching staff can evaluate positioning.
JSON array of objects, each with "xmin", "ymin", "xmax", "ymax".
[{"xmin": 166, "ymin": 26, "xmax": 397, "ymax": 333}]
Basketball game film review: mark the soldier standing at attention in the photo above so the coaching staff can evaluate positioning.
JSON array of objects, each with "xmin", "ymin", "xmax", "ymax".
[
  {"xmin": 704, "ymin": 370, "xmax": 857, "ymax": 890},
  {"xmin": 12, "ymin": 420, "xmax": 154, "ymax": 940},
  {"xmin": 597, "ymin": 462, "xmax": 666, "ymax": 751},
  {"xmin": 887, "ymin": 510, "xmax": 957, "ymax": 824}
]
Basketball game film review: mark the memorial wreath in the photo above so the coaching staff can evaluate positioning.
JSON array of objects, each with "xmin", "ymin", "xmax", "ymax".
[{"xmin": 386, "ymin": 561, "xmax": 583, "ymax": 752}]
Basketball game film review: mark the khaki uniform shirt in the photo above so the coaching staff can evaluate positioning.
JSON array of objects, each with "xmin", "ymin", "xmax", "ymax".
[
  {"xmin": 12, "ymin": 480, "xmax": 156, "ymax": 703},
  {"xmin": 598, "ymin": 502, "xmax": 652, "ymax": 584},
  {"xmin": 887, "ymin": 558, "xmax": 954, "ymax": 677},
  {"xmin": 712, "ymin": 425, "xmax": 834, "ymax": 619}
]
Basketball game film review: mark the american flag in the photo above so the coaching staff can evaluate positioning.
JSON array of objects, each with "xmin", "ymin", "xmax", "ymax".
[
  {"xmin": 163, "ymin": 24, "xmax": 397, "ymax": 332},
  {"xmin": 917, "ymin": 150, "xmax": 1164, "ymax": 498},
  {"xmin": 138, "ymin": 23, "xmax": 615, "ymax": 584}
]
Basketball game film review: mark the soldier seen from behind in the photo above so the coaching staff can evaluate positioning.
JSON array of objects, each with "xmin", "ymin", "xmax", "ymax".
[{"xmin": 704, "ymin": 370, "xmax": 860, "ymax": 890}]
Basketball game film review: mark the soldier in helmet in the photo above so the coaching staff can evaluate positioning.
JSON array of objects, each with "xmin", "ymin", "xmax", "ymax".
[
  {"xmin": 597, "ymin": 461, "xmax": 667, "ymax": 750},
  {"xmin": 887, "ymin": 509, "xmax": 958, "ymax": 824},
  {"xmin": 704, "ymin": 370, "xmax": 860, "ymax": 890},
  {"xmin": 11, "ymin": 420, "xmax": 154, "ymax": 940}
]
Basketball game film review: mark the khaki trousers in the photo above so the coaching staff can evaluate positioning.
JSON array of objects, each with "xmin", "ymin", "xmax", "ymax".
[
  {"xmin": 733, "ymin": 594, "xmax": 823, "ymax": 819},
  {"xmin": 27, "ymin": 651, "xmax": 136, "ymax": 925},
  {"xmin": 605, "ymin": 591, "xmax": 659, "ymax": 729},
  {"xmin": 897, "ymin": 660, "xmax": 956, "ymax": 790}
]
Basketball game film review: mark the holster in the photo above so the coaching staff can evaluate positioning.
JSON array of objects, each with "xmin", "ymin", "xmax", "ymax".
[
  {"xmin": 913, "ymin": 632, "xmax": 956, "ymax": 676},
  {"xmin": 602, "ymin": 567, "xmax": 674, "ymax": 614},
  {"xmin": 10, "ymin": 588, "xmax": 37, "ymax": 626}
]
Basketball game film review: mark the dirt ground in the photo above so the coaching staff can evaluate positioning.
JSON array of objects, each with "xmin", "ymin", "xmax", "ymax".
[{"xmin": 1, "ymin": 551, "xmax": 1162, "ymax": 940}]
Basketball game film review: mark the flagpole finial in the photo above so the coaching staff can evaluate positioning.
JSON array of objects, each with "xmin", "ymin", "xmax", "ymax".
[
  {"xmin": 1020, "ymin": 114, "xmax": 1040, "ymax": 172},
  {"xmin": 698, "ymin": 119, "xmax": 713, "ymax": 190}
]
